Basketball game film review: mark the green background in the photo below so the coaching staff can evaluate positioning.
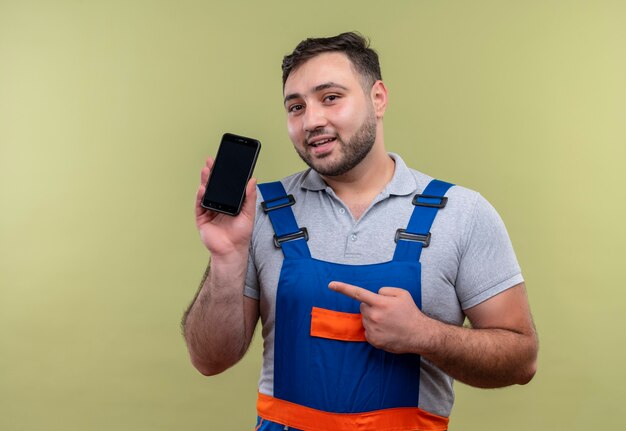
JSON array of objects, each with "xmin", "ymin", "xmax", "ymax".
[{"xmin": 1, "ymin": 1, "xmax": 624, "ymax": 429}]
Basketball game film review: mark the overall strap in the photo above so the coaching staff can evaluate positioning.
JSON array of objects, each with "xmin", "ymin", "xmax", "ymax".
[
  {"xmin": 258, "ymin": 182, "xmax": 311, "ymax": 259},
  {"xmin": 393, "ymin": 179, "xmax": 454, "ymax": 262}
]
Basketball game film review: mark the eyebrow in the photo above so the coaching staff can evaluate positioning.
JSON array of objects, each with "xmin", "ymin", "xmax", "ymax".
[{"xmin": 283, "ymin": 82, "xmax": 349, "ymax": 105}]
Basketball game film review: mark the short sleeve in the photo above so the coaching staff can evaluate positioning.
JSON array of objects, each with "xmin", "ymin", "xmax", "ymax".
[
  {"xmin": 244, "ymin": 244, "xmax": 260, "ymax": 300},
  {"xmin": 456, "ymin": 194, "xmax": 523, "ymax": 309}
]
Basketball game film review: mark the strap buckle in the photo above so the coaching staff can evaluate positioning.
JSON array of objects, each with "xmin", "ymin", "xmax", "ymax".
[
  {"xmin": 262, "ymin": 194, "xmax": 296, "ymax": 213},
  {"xmin": 273, "ymin": 227, "xmax": 309, "ymax": 248},
  {"xmin": 412, "ymin": 194, "xmax": 448, "ymax": 209},
  {"xmin": 394, "ymin": 229, "xmax": 431, "ymax": 247}
]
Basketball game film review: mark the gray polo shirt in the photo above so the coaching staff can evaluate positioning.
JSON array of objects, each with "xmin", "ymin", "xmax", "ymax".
[{"xmin": 244, "ymin": 153, "xmax": 523, "ymax": 417}]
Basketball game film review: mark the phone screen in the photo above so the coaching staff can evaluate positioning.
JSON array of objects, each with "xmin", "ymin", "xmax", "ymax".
[{"xmin": 201, "ymin": 133, "xmax": 261, "ymax": 215}]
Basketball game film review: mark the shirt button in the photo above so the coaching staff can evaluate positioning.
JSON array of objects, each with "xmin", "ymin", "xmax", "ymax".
[
  {"xmin": 350, "ymin": 234, "xmax": 357, "ymax": 241},
  {"xmin": 339, "ymin": 208, "xmax": 345, "ymax": 214}
]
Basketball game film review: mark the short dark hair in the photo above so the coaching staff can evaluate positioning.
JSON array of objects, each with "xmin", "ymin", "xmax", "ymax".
[{"xmin": 282, "ymin": 32, "xmax": 382, "ymax": 89}]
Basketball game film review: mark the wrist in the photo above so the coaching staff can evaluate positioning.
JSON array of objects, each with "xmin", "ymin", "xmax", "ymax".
[
  {"xmin": 204, "ymin": 253, "xmax": 249, "ymax": 302},
  {"xmin": 209, "ymin": 248, "xmax": 249, "ymax": 267},
  {"xmin": 411, "ymin": 314, "xmax": 447, "ymax": 357}
]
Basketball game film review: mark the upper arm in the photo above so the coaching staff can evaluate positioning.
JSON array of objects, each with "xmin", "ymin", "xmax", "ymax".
[
  {"xmin": 243, "ymin": 296, "xmax": 260, "ymax": 350},
  {"xmin": 464, "ymin": 282, "xmax": 536, "ymax": 336},
  {"xmin": 243, "ymin": 244, "xmax": 260, "ymax": 350},
  {"xmin": 455, "ymin": 193, "xmax": 523, "ymax": 309}
]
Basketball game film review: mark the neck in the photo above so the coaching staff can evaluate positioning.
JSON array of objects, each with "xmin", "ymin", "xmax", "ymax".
[
  {"xmin": 321, "ymin": 134, "xmax": 395, "ymax": 216},
  {"xmin": 323, "ymin": 148, "xmax": 393, "ymax": 195}
]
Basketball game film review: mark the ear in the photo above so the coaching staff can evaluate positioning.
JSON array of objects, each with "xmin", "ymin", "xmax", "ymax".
[{"xmin": 370, "ymin": 80, "xmax": 388, "ymax": 118}]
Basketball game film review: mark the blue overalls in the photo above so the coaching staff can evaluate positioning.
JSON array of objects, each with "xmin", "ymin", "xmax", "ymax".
[{"xmin": 255, "ymin": 179, "xmax": 454, "ymax": 431}]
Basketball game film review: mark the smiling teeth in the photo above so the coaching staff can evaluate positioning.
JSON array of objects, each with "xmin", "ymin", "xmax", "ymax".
[{"xmin": 311, "ymin": 138, "xmax": 334, "ymax": 147}]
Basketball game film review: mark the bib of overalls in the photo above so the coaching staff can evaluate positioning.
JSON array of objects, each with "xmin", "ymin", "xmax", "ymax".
[{"xmin": 257, "ymin": 179, "xmax": 453, "ymax": 431}]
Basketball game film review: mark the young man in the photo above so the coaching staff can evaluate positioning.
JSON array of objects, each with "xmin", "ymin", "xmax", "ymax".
[{"xmin": 183, "ymin": 32, "xmax": 538, "ymax": 431}]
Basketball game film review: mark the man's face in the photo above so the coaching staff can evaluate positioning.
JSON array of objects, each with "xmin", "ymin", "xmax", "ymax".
[{"xmin": 283, "ymin": 52, "xmax": 377, "ymax": 177}]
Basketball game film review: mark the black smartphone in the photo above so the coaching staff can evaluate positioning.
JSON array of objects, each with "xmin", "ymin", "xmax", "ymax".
[{"xmin": 201, "ymin": 133, "xmax": 261, "ymax": 216}]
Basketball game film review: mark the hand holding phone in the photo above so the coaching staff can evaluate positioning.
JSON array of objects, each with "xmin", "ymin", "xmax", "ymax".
[{"xmin": 201, "ymin": 133, "xmax": 261, "ymax": 216}]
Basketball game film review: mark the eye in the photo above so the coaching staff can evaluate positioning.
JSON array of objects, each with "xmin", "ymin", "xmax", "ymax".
[
  {"xmin": 324, "ymin": 94, "xmax": 340, "ymax": 103},
  {"xmin": 288, "ymin": 103, "xmax": 304, "ymax": 113}
]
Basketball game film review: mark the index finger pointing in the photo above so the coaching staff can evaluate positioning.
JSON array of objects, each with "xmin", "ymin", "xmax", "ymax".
[{"xmin": 329, "ymin": 281, "xmax": 379, "ymax": 305}]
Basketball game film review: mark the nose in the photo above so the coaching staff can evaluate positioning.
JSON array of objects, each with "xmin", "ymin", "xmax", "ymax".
[{"xmin": 302, "ymin": 103, "xmax": 327, "ymax": 133}]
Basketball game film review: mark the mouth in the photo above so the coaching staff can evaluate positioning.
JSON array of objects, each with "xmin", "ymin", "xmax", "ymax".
[
  {"xmin": 307, "ymin": 136, "xmax": 336, "ymax": 156},
  {"xmin": 307, "ymin": 135, "xmax": 337, "ymax": 150}
]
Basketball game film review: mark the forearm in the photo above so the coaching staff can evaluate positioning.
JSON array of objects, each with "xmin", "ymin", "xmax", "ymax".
[
  {"xmin": 183, "ymin": 253, "xmax": 254, "ymax": 376},
  {"xmin": 418, "ymin": 317, "xmax": 538, "ymax": 388},
  {"xmin": 331, "ymin": 281, "xmax": 538, "ymax": 388}
]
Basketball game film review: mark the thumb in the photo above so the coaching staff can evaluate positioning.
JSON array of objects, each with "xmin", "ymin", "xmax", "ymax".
[
  {"xmin": 240, "ymin": 178, "xmax": 258, "ymax": 217},
  {"xmin": 377, "ymin": 287, "xmax": 408, "ymax": 297}
]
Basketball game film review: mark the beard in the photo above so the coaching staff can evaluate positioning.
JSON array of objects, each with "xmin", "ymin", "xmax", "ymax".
[{"xmin": 295, "ymin": 112, "xmax": 377, "ymax": 177}]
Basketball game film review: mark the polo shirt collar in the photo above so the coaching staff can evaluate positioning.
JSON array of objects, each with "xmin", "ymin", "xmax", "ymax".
[
  {"xmin": 300, "ymin": 153, "xmax": 417, "ymax": 197},
  {"xmin": 384, "ymin": 153, "xmax": 418, "ymax": 196}
]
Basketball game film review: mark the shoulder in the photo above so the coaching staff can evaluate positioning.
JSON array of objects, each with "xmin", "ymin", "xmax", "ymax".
[
  {"xmin": 400, "ymin": 161, "xmax": 498, "ymax": 246},
  {"xmin": 388, "ymin": 153, "xmax": 480, "ymax": 204},
  {"xmin": 257, "ymin": 169, "xmax": 321, "ymax": 197},
  {"xmin": 252, "ymin": 169, "xmax": 315, "ymax": 228},
  {"xmin": 279, "ymin": 169, "xmax": 320, "ymax": 195},
  {"xmin": 402, "ymin": 162, "xmax": 482, "ymax": 213}
]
